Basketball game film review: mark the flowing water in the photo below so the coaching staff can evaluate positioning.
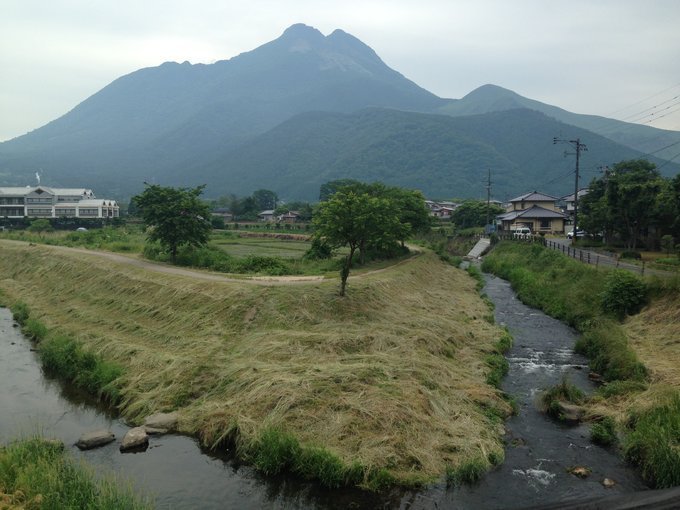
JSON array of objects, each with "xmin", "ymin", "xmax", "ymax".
[{"xmin": 0, "ymin": 272, "xmax": 647, "ymax": 509}]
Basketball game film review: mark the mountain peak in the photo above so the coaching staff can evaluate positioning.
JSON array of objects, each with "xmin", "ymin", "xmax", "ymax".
[{"xmin": 280, "ymin": 23, "xmax": 324, "ymax": 41}]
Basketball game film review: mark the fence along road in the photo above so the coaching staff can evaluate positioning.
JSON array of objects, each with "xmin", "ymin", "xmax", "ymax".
[{"xmin": 495, "ymin": 234, "xmax": 676, "ymax": 279}]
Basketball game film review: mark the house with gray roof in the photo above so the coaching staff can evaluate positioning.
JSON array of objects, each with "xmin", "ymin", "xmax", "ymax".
[{"xmin": 497, "ymin": 191, "xmax": 567, "ymax": 234}]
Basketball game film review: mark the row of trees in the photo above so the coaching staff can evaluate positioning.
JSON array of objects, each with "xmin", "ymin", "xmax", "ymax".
[
  {"xmin": 579, "ymin": 159, "xmax": 680, "ymax": 250},
  {"xmin": 131, "ymin": 181, "xmax": 432, "ymax": 296}
]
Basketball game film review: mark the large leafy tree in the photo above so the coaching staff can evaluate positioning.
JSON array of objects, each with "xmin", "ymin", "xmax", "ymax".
[
  {"xmin": 252, "ymin": 189, "xmax": 278, "ymax": 210},
  {"xmin": 451, "ymin": 200, "xmax": 504, "ymax": 229},
  {"xmin": 313, "ymin": 189, "xmax": 403, "ymax": 296},
  {"xmin": 133, "ymin": 184, "xmax": 212, "ymax": 262}
]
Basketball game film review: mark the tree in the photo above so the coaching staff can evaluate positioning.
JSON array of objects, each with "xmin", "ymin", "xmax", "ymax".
[
  {"xmin": 313, "ymin": 189, "xmax": 402, "ymax": 296},
  {"xmin": 133, "ymin": 184, "xmax": 212, "ymax": 262},
  {"xmin": 451, "ymin": 200, "xmax": 504, "ymax": 229},
  {"xmin": 28, "ymin": 218, "xmax": 53, "ymax": 233},
  {"xmin": 252, "ymin": 189, "xmax": 278, "ymax": 211},
  {"xmin": 319, "ymin": 179, "xmax": 362, "ymax": 201}
]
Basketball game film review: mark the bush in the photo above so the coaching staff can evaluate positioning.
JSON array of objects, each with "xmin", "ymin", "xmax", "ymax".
[
  {"xmin": 600, "ymin": 270, "xmax": 647, "ymax": 319},
  {"xmin": 303, "ymin": 237, "xmax": 333, "ymax": 260},
  {"xmin": 620, "ymin": 250, "xmax": 642, "ymax": 260},
  {"xmin": 596, "ymin": 380, "xmax": 648, "ymax": 398}
]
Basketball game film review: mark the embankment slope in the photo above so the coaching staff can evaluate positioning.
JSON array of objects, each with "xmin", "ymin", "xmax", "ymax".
[{"xmin": 0, "ymin": 241, "xmax": 509, "ymax": 485}]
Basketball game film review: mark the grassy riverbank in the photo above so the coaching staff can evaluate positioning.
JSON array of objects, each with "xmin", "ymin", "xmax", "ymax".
[
  {"xmin": 482, "ymin": 241, "xmax": 680, "ymax": 488},
  {"xmin": 0, "ymin": 436, "xmax": 152, "ymax": 509},
  {"xmin": 0, "ymin": 240, "xmax": 510, "ymax": 489}
]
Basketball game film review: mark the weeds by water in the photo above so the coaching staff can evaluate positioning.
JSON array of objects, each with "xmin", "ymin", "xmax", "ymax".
[
  {"xmin": 9, "ymin": 301, "xmax": 124, "ymax": 403},
  {"xmin": 0, "ymin": 436, "xmax": 152, "ymax": 509},
  {"xmin": 624, "ymin": 392, "xmax": 680, "ymax": 488},
  {"xmin": 591, "ymin": 416, "xmax": 617, "ymax": 446},
  {"xmin": 541, "ymin": 379, "xmax": 585, "ymax": 420}
]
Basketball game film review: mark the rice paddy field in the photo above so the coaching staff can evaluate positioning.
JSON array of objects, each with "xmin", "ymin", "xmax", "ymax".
[{"xmin": 0, "ymin": 239, "xmax": 510, "ymax": 488}]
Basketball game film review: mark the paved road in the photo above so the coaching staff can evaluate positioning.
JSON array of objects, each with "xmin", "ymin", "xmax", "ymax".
[{"xmin": 543, "ymin": 237, "xmax": 674, "ymax": 278}]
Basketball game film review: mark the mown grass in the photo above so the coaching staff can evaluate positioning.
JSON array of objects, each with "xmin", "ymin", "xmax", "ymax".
[
  {"xmin": 0, "ymin": 436, "xmax": 152, "ymax": 509},
  {"xmin": 484, "ymin": 241, "xmax": 680, "ymax": 488},
  {"xmin": 0, "ymin": 240, "xmax": 510, "ymax": 489}
]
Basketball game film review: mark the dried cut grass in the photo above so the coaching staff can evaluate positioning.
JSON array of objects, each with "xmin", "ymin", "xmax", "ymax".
[{"xmin": 0, "ymin": 241, "xmax": 509, "ymax": 486}]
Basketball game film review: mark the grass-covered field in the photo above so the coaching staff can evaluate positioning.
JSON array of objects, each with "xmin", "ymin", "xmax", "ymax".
[
  {"xmin": 0, "ymin": 436, "xmax": 152, "ymax": 509},
  {"xmin": 0, "ymin": 239, "xmax": 510, "ymax": 489},
  {"xmin": 483, "ymin": 241, "xmax": 680, "ymax": 488}
]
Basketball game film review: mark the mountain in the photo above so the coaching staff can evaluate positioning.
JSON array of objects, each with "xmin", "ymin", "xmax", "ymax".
[
  {"xmin": 193, "ymin": 107, "xmax": 677, "ymax": 200},
  {"xmin": 0, "ymin": 24, "xmax": 445, "ymax": 196},
  {"xmin": 0, "ymin": 24, "xmax": 678, "ymax": 201},
  {"xmin": 439, "ymin": 84, "xmax": 680, "ymax": 162}
]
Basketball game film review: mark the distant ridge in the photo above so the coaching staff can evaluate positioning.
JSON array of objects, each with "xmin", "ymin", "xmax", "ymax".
[{"xmin": 0, "ymin": 24, "xmax": 677, "ymax": 200}]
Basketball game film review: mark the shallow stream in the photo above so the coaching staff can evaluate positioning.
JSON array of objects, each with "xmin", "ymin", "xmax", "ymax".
[{"xmin": 0, "ymin": 272, "xmax": 647, "ymax": 508}]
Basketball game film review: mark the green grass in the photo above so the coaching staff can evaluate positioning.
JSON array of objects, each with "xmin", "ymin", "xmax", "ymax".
[
  {"xmin": 0, "ymin": 436, "xmax": 152, "ymax": 509},
  {"xmin": 591, "ymin": 416, "xmax": 617, "ymax": 446},
  {"xmin": 541, "ymin": 379, "xmax": 585, "ymax": 420},
  {"xmin": 624, "ymin": 392, "xmax": 680, "ymax": 488},
  {"xmin": 9, "ymin": 301, "xmax": 124, "ymax": 403}
]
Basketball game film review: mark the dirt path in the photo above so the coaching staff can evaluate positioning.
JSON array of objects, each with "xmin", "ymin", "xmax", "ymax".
[{"xmin": 1, "ymin": 240, "xmax": 422, "ymax": 286}]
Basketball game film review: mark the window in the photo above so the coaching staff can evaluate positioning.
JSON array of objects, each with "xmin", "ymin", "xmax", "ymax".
[
  {"xmin": 0, "ymin": 197, "xmax": 24, "ymax": 205},
  {"xmin": 78, "ymin": 208, "xmax": 99, "ymax": 216},
  {"xmin": 0, "ymin": 207, "xmax": 24, "ymax": 216},
  {"xmin": 540, "ymin": 219, "xmax": 551, "ymax": 230},
  {"xmin": 27, "ymin": 208, "xmax": 52, "ymax": 216},
  {"xmin": 56, "ymin": 208, "xmax": 76, "ymax": 217}
]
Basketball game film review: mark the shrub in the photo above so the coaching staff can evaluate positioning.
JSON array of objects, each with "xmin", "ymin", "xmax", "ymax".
[
  {"xmin": 620, "ymin": 250, "xmax": 642, "ymax": 260},
  {"xmin": 485, "ymin": 353, "xmax": 509, "ymax": 388},
  {"xmin": 304, "ymin": 237, "xmax": 333, "ymax": 260},
  {"xmin": 600, "ymin": 270, "xmax": 647, "ymax": 319}
]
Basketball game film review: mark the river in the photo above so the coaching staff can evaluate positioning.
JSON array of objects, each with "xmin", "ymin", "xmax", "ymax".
[{"xmin": 0, "ymin": 272, "xmax": 647, "ymax": 509}]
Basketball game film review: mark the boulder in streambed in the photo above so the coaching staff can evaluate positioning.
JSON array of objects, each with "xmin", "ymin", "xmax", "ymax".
[
  {"xmin": 143, "ymin": 411, "xmax": 179, "ymax": 434},
  {"xmin": 75, "ymin": 429, "xmax": 115, "ymax": 450},
  {"xmin": 120, "ymin": 427, "xmax": 149, "ymax": 452}
]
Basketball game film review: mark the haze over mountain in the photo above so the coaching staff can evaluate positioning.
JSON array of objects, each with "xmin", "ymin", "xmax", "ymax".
[{"xmin": 0, "ymin": 23, "xmax": 677, "ymax": 201}]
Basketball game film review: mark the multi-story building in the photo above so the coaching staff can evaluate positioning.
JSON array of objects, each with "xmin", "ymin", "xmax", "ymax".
[{"xmin": 0, "ymin": 186, "xmax": 119, "ymax": 219}]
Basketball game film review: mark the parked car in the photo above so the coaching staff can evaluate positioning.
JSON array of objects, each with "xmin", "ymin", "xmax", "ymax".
[
  {"xmin": 512, "ymin": 227, "xmax": 532, "ymax": 239},
  {"xmin": 566, "ymin": 229, "xmax": 586, "ymax": 239}
]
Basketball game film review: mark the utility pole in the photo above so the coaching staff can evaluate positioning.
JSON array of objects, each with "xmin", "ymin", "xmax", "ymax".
[
  {"xmin": 553, "ymin": 137, "xmax": 588, "ymax": 238},
  {"xmin": 485, "ymin": 168, "xmax": 492, "ymax": 233}
]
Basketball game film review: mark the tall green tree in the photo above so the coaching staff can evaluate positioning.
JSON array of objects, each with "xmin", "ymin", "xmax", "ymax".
[
  {"xmin": 319, "ymin": 179, "xmax": 362, "ymax": 201},
  {"xmin": 451, "ymin": 200, "xmax": 504, "ymax": 229},
  {"xmin": 313, "ymin": 189, "xmax": 402, "ymax": 296},
  {"xmin": 252, "ymin": 189, "xmax": 278, "ymax": 210},
  {"xmin": 133, "ymin": 184, "xmax": 212, "ymax": 262}
]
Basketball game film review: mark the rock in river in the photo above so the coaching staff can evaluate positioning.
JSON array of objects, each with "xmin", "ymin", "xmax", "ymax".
[
  {"xmin": 120, "ymin": 427, "xmax": 149, "ymax": 452},
  {"xmin": 75, "ymin": 429, "xmax": 115, "ymax": 450},
  {"xmin": 143, "ymin": 411, "xmax": 179, "ymax": 434}
]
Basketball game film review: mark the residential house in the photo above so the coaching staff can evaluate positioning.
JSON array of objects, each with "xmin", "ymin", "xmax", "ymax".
[
  {"xmin": 497, "ymin": 191, "xmax": 567, "ymax": 234},
  {"xmin": 258, "ymin": 210, "xmax": 275, "ymax": 222},
  {"xmin": 278, "ymin": 211, "xmax": 300, "ymax": 223},
  {"xmin": 0, "ymin": 186, "xmax": 119, "ymax": 219}
]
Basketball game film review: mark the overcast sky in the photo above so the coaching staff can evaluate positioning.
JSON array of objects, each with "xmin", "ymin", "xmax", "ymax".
[{"xmin": 2, "ymin": 0, "xmax": 679, "ymax": 142}]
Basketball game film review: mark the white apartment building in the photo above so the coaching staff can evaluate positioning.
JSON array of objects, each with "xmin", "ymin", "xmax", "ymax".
[{"xmin": 0, "ymin": 186, "xmax": 119, "ymax": 219}]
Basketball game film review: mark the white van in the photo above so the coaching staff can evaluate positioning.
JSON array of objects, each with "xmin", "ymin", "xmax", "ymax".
[{"xmin": 512, "ymin": 226, "xmax": 532, "ymax": 239}]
